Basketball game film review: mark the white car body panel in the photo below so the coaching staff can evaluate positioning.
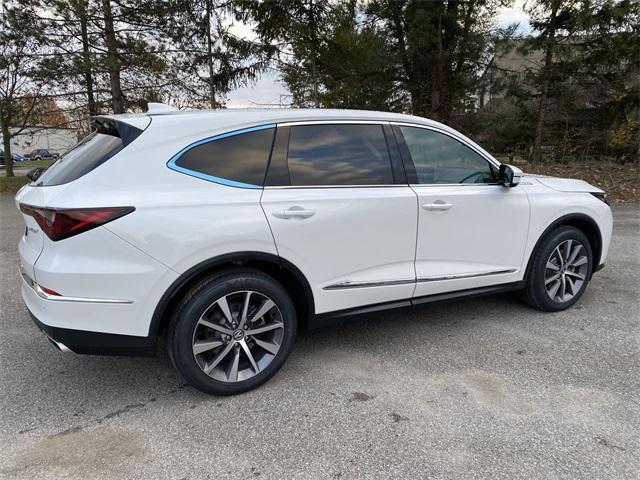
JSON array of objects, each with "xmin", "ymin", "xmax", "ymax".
[
  {"xmin": 530, "ymin": 175, "xmax": 605, "ymax": 193},
  {"xmin": 14, "ymin": 108, "xmax": 613, "ymax": 347},
  {"xmin": 521, "ymin": 178, "xmax": 612, "ymax": 269},
  {"xmin": 411, "ymin": 184, "xmax": 530, "ymax": 297},
  {"xmin": 261, "ymin": 186, "xmax": 417, "ymax": 313},
  {"xmin": 24, "ymin": 226, "xmax": 178, "ymax": 336}
]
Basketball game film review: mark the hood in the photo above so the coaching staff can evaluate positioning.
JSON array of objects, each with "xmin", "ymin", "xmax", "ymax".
[{"xmin": 525, "ymin": 174, "xmax": 604, "ymax": 194}]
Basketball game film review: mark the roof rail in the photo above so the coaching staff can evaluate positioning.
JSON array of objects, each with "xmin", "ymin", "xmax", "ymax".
[{"xmin": 147, "ymin": 102, "xmax": 178, "ymax": 114}]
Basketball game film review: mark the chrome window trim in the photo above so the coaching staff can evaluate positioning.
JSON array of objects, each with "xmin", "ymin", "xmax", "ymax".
[
  {"xmin": 277, "ymin": 120, "xmax": 388, "ymax": 127},
  {"xmin": 19, "ymin": 265, "xmax": 133, "ymax": 304},
  {"xmin": 264, "ymin": 184, "xmax": 406, "ymax": 190},
  {"xmin": 410, "ymin": 182, "xmax": 502, "ymax": 188}
]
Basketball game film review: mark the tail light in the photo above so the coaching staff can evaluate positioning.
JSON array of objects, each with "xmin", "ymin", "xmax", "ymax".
[{"xmin": 19, "ymin": 204, "xmax": 135, "ymax": 241}]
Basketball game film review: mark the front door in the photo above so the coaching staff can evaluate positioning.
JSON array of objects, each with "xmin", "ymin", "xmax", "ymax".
[{"xmin": 392, "ymin": 124, "xmax": 530, "ymax": 298}]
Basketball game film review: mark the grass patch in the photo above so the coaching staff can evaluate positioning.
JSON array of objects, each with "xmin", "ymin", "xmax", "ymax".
[
  {"xmin": 13, "ymin": 159, "xmax": 55, "ymax": 169},
  {"xmin": 0, "ymin": 175, "xmax": 30, "ymax": 193}
]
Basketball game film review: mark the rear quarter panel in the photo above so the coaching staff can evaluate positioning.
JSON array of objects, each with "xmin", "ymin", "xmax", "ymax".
[{"xmin": 46, "ymin": 116, "xmax": 279, "ymax": 274}]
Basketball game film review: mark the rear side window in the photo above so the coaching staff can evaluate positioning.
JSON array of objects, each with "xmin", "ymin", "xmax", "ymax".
[
  {"xmin": 286, "ymin": 124, "xmax": 393, "ymax": 186},
  {"xmin": 35, "ymin": 120, "xmax": 143, "ymax": 187},
  {"xmin": 172, "ymin": 127, "xmax": 275, "ymax": 188}
]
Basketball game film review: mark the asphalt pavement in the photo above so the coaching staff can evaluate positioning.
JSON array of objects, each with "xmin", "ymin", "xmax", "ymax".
[{"xmin": 0, "ymin": 193, "xmax": 638, "ymax": 479}]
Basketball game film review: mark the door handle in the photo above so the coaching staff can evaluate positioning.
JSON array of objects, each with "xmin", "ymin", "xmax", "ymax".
[
  {"xmin": 272, "ymin": 206, "xmax": 316, "ymax": 220},
  {"xmin": 422, "ymin": 201, "xmax": 453, "ymax": 212}
]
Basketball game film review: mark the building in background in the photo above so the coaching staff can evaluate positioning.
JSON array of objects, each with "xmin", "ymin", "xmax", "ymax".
[{"xmin": 2, "ymin": 125, "xmax": 78, "ymax": 157}]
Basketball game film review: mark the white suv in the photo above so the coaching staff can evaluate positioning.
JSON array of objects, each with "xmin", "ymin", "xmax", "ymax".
[{"xmin": 16, "ymin": 107, "xmax": 613, "ymax": 395}]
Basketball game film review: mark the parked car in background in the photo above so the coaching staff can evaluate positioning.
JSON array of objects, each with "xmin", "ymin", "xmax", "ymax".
[
  {"xmin": 15, "ymin": 107, "xmax": 612, "ymax": 396},
  {"xmin": 0, "ymin": 151, "xmax": 28, "ymax": 163},
  {"xmin": 27, "ymin": 149, "xmax": 59, "ymax": 161}
]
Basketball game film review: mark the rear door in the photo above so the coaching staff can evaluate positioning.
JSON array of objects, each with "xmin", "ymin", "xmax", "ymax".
[
  {"xmin": 261, "ymin": 122, "xmax": 418, "ymax": 315},
  {"xmin": 393, "ymin": 124, "xmax": 530, "ymax": 299}
]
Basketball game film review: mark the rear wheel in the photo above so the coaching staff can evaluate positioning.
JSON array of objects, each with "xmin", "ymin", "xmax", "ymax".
[
  {"xmin": 520, "ymin": 226, "xmax": 593, "ymax": 311},
  {"xmin": 169, "ymin": 269, "xmax": 297, "ymax": 395}
]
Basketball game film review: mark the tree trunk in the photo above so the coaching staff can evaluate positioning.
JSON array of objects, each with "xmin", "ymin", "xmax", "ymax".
[
  {"xmin": 431, "ymin": 10, "xmax": 444, "ymax": 120},
  {"xmin": 531, "ymin": 2, "xmax": 560, "ymax": 163},
  {"xmin": 308, "ymin": 0, "xmax": 320, "ymax": 108},
  {"xmin": 205, "ymin": 0, "xmax": 216, "ymax": 109},
  {"xmin": 531, "ymin": 50, "xmax": 553, "ymax": 163},
  {"xmin": 79, "ymin": 0, "xmax": 97, "ymax": 116},
  {"xmin": 1, "ymin": 117, "xmax": 14, "ymax": 178},
  {"xmin": 101, "ymin": 0, "xmax": 126, "ymax": 113},
  {"xmin": 410, "ymin": 84, "xmax": 429, "ymax": 118},
  {"xmin": 311, "ymin": 56, "xmax": 320, "ymax": 107}
]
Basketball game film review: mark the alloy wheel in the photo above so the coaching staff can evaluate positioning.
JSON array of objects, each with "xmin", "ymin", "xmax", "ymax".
[
  {"xmin": 191, "ymin": 290, "xmax": 284, "ymax": 383},
  {"xmin": 544, "ymin": 239, "xmax": 589, "ymax": 303}
]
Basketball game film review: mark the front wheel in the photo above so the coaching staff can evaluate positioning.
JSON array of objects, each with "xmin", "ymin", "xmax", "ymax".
[
  {"xmin": 520, "ymin": 226, "xmax": 593, "ymax": 311},
  {"xmin": 168, "ymin": 269, "xmax": 297, "ymax": 395}
]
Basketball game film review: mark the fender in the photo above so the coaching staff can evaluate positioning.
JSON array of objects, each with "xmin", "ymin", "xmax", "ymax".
[
  {"xmin": 148, "ymin": 251, "xmax": 315, "ymax": 339},
  {"xmin": 523, "ymin": 213, "xmax": 603, "ymax": 281}
]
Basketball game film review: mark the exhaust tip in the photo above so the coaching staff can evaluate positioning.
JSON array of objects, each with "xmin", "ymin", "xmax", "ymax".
[{"xmin": 42, "ymin": 332, "xmax": 73, "ymax": 353}]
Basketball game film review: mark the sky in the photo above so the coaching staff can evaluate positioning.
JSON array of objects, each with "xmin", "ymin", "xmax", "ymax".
[{"xmin": 225, "ymin": 0, "xmax": 531, "ymax": 108}]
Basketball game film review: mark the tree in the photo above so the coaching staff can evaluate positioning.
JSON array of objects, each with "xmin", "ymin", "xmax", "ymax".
[
  {"xmin": 525, "ymin": 0, "xmax": 578, "ymax": 162},
  {"xmin": 300, "ymin": 0, "xmax": 406, "ymax": 111},
  {"xmin": 519, "ymin": 0, "xmax": 639, "ymax": 162},
  {"xmin": 165, "ymin": 0, "xmax": 268, "ymax": 109},
  {"xmin": 367, "ymin": 0, "xmax": 509, "ymax": 121},
  {"xmin": 239, "ymin": 0, "xmax": 332, "ymax": 107},
  {"xmin": 0, "ymin": 5, "xmax": 47, "ymax": 177},
  {"xmin": 20, "ymin": 96, "xmax": 68, "ymax": 126},
  {"xmin": 39, "ymin": 0, "xmax": 179, "ymax": 115}
]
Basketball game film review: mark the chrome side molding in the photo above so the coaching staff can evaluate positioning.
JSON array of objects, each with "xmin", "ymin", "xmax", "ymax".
[
  {"xmin": 324, "ymin": 269, "xmax": 517, "ymax": 290},
  {"xmin": 417, "ymin": 269, "xmax": 517, "ymax": 283},
  {"xmin": 323, "ymin": 278, "xmax": 415, "ymax": 290}
]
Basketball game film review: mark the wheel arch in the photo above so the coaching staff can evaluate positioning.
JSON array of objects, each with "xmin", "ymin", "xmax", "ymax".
[
  {"xmin": 524, "ymin": 213, "xmax": 602, "ymax": 281},
  {"xmin": 149, "ymin": 252, "xmax": 315, "ymax": 340}
]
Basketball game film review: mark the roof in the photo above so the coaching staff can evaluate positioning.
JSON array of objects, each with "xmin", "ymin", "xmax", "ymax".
[
  {"xmin": 103, "ymin": 107, "xmax": 436, "ymax": 123},
  {"xmin": 100, "ymin": 107, "xmax": 456, "ymax": 137}
]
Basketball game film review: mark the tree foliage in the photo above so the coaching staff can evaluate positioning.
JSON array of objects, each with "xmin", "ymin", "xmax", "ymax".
[
  {"xmin": 0, "ymin": 4, "xmax": 48, "ymax": 176},
  {"xmin": 1, "ymin": 0, "xmax": 638, "ymax": 178}
]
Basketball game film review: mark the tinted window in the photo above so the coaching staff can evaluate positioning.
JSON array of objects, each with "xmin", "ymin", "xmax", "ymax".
[
  {"xmin": 399, "ymin": 126, "xmax": 496, "ymax": 184},
  {"xmin": 286, "ymin": 124, "xmax": 393, "ymax": 186},
  {"xmin": 35, "ymin": 120, "xmax": 143, "ymax": 186},
  {"xmin": 174, "ymin": 128, "xmax": 275, "ymax": 187}
]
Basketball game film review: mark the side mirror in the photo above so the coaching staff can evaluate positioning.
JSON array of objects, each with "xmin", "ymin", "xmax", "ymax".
[
  {"xmin": 498, "ymin": 164, "xmax": 523, "ymax": 188},
  {"xmin": 27, "ymin": 167, "xmax": 45, "ymax": 182}
]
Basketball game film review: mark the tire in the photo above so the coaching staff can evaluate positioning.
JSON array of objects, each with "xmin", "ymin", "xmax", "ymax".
[
  {"xmin": 520, "ymin": 226, "xmax": 593, "ymax": 311},
  {"xmin": 168, "ymin": 269, "xmax": 297, "ymax": 395}
]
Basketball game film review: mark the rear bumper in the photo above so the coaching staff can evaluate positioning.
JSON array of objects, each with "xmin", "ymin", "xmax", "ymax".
[
  {"xmin": 27, "ymin": 306, "xmax": 156, "ymax": 356},
  {"xmin": 21, "ymin": 268, "xmax": 158, "ymax": 356}
]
